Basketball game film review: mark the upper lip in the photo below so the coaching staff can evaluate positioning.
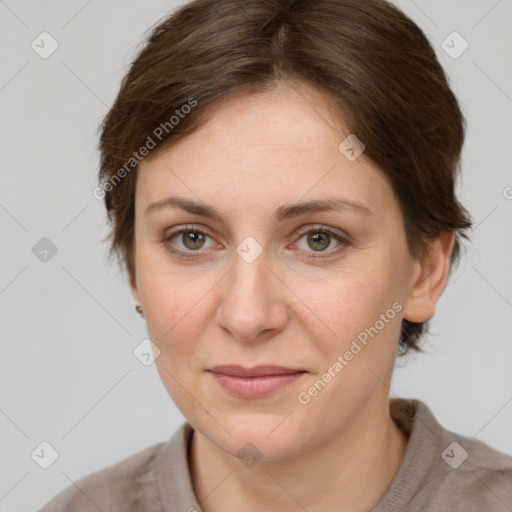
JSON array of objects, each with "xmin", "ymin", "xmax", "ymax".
[{"xmin": 208, "ymin": 365, "xmax": 306, "ymax": 377}]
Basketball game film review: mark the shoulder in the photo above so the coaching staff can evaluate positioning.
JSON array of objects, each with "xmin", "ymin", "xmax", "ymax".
[
  {"xmin": 388, "ymin": 399, "xmax": 512, "ymax": 511},
  {"xmin": 431, "ymin": 434, "xmax": 512, "ymax": 510},
  {"xmin": 412, "ymin": 400, "xmax": 512, "ymax": 510},
  {"xmin": 37, "ymin": 441, "xmax": 166, "ymax": 512}
]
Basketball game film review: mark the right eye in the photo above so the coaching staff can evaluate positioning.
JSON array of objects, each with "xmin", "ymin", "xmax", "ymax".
[{"xmin": 162, "ymin": 225, "xmax": 219, "ymax": 258}]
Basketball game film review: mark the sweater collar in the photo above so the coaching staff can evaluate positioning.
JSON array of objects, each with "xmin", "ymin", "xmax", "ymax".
[{"xmin": 155, "ymin": 398, "xmax": 442, "ymax": 512}]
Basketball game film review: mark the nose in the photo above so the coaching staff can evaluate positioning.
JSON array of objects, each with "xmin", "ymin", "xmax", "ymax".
[{"xmin": 215, "ymin": 247, "xmax": 289, "ymax": 342}]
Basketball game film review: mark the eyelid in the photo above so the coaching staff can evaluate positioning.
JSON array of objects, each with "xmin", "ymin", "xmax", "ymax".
[
  {"xmin": 162, "ymin": 224, "xmax": 217, "ymax": 257},
  {"xmin": 162, "ymin": 223, "xmax": 351, "ymax": 258},
  {"xmin": 293, "ymin": 223, "xmax": 351, "ymax": 243},
  {"xmin": 163, "ymin": 224, "xmax": 211, "ymax": 240}
]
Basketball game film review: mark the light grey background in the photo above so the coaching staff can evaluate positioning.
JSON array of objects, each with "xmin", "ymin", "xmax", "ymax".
[{"xmin": 0, "ymin": 1, "xmax": 511, "ymax": 511}]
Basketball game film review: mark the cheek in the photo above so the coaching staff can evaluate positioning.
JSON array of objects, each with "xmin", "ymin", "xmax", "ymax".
[
  {"xmin": 139, "ymin": 269, "xmax": 214, "ymax": 414},
  {"xmin": 294, "ymin": 272, "xmax": 403, "ymax": 421},
  {"xmin": 142, "ymin": 273, "xmax": 210, "ymax": 347},
  {"xmin": 139, "ymin": 248, "xmax": 403, "ymax": 358},
  {"xmin": 291, "ymin": 264, "xmax": 401, "ymax": 355},
  {"xmin": 136, "ymin": 250, "xmax": 226, "ymax": 381},
  {"xmin": 135, "ymin": 240, "xmax": 214, "ymax": 326}
]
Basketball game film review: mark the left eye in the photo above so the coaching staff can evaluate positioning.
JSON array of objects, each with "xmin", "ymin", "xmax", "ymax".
[
  {"xmin": 296, "ymin": 230, "xmax": 342, "ymax": 252},
  {"xmin": 294, "ymin": 226, "xmax": 350, "ymax": 256}
]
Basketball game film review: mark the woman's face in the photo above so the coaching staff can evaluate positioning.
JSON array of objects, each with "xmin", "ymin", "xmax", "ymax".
[{"xmin": 131, "ymin": 81, "xmax": 431, "ymax": 459}]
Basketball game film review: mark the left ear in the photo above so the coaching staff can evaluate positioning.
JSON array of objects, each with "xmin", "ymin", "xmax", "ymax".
[
  {"xmin": 401, "ymin": 231, "xmax": 455, "ymax": 323},
  {"xmin": 130, "ymin": 272, "xmax": 141, "ymax": 305}
]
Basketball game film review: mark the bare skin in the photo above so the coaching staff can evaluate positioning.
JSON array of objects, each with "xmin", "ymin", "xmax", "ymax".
[{"xmin": 130, "ymin": 80, "xmax": 454, "ymax": 512}]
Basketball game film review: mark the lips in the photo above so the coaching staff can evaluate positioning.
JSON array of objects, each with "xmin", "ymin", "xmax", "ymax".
[
  {"xmin": 207, "ymin": 365, "xmax": 307, "ymax": 398},
  {"xmin": 208, "ymin": 365, "xmax": 305, "ymax": 377}
]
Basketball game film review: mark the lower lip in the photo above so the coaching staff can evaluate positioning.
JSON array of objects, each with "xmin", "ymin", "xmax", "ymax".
[{"xmin": 209, "ymin": 371, "xmax": 306, "ymax": 398}]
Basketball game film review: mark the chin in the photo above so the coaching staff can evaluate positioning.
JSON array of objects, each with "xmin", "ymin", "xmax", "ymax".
[{"xmin": 195, "ymin": 411, "xmax": 311, "ymax": 462}]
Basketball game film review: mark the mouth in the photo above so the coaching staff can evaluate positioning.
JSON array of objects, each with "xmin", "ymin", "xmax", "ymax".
[
  {"xmin": 207, "ymin": 365, "xmax": 307, "ymax": 398},
  {"xmin": 208, "ymin": 365, "xmax": 306, "ymax": 377}
]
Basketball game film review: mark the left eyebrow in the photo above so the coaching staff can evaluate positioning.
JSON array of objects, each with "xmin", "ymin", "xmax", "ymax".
[
  {"xmin": 144, "ymin": 195, "xmax": 374, "ymax": 221},
  {"xmin": 275, "ymin": 197, "xmax": 374, "ymax": 221}
]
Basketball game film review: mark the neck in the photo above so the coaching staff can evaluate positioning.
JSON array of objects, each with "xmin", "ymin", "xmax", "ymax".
[{"xmin": 188, "ymin": 395, "xmax": 408, "ymax": 512}]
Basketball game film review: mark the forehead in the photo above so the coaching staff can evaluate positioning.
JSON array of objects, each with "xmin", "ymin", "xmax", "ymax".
[
  {"xmin": 161, "ymin": 81, "xmax": 350, "ymax": 160},
  {"xmin": 136, "ymin": 82, "xmax": 396, "ymax": 218}
]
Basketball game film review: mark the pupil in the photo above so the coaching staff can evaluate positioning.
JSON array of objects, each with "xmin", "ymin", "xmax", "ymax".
[
  {"xmin": 309, "ymin": 232, "xmax": 330, "ymax": 251},
  {"xmin": 185, "ymin": 231, "xmax": 204, "ymax": 249}
]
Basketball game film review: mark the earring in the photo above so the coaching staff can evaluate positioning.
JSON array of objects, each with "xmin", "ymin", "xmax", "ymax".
[{"xmin": 135, "ymin": 304, "xmax": 143, "ymax": 315}]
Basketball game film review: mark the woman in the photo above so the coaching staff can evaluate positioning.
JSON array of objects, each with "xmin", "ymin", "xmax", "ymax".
[{"xmin": 39, "ymin": 0, "xmax": 512, "ymax": 510}]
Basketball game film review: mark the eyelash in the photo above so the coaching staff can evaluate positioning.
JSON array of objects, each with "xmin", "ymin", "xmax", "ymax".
[{"xmin": 161, "ymin": 224, "xmax": 352, "ymax": 260}]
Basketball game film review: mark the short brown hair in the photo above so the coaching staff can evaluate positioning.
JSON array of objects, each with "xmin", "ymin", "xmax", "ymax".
[{"xmin": 98, "ymin": 0, "xmax": 473, "ymax": 354}]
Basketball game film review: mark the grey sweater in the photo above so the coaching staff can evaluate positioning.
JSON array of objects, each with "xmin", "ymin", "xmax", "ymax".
[{"xmin": 38, "ymin": 398, "xmax": 512, "ymax": 511}]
